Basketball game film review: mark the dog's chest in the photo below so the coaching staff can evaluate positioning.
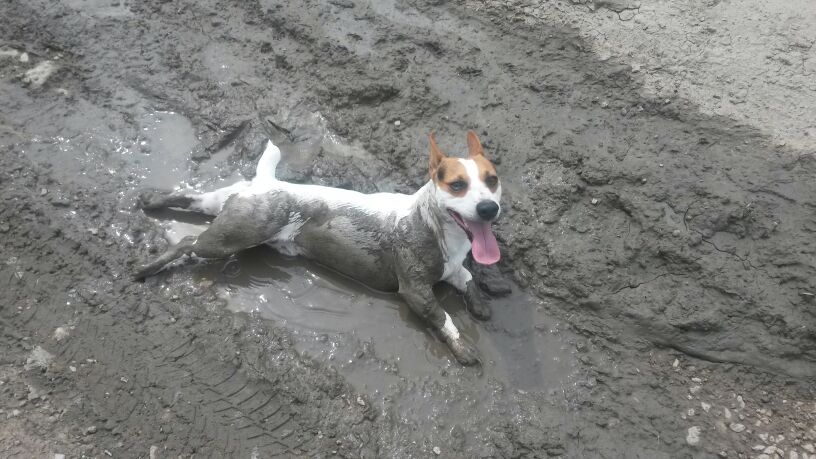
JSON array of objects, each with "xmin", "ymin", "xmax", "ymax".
[{"xmin": 441, "ymin": 227, "xmax": 471, "ymax": 280}]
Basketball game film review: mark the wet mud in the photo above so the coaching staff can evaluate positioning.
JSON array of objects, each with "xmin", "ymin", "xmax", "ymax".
[{"xmin": 1, "ymin": 0, "xmax": 815, "ymax": 457}]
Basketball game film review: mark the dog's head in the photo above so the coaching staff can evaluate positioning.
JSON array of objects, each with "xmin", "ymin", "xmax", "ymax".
[{"xmin": 429, "ymin": 130, "xmax": 502, "ymax": 265}]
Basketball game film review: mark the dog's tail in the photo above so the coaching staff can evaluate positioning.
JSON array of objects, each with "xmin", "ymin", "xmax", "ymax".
[{"xmin": 255, "ymin": 140, "xmax": 281, "ymax": 181}]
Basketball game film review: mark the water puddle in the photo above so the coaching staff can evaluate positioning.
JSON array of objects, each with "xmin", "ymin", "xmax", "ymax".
[{"xmin": 123, "ymin": 106, "xmax": 580, "ymax": 426}]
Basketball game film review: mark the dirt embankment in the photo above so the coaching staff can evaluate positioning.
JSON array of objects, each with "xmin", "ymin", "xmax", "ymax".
[{"xmin": 0, "ymin": 0, "xmax": 814, "ymax": 458}]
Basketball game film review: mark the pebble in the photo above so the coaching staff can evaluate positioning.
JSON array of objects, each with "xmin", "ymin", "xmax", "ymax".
[
  {"xmin": 737, "ymin": 395, "xmax": 746, "ymax": 409},
  {"xmin": 433, "ymin": 446, "xmax": 441, "ymax": 455},
  {"xmin": 690, "ymin": 385, "xmax": 702, "ymax": 395},
  {"xmin": 672, "ymin": 359, "xmax": 679, "ymax": 368},
  {"xmin": 804, "ymin": 444, "xmax": 815, "ymax": 453},
  {"xmin": 55, "ymin": 455, "xmax": 66, "ymax": 459},
  {"xmin": 729, "ymin": 423, "xmax": 746, "ymax": 433},
  {"xmin": 686, "ymin": 426, "xmax": 702, "ymax": 446},
  {"xmin": 764, "ymin": 445, "xmax": 777, "ymax": 455},
  {"xmin": 149, "ymin": 445, "xmax": 159, "ymax": 459},
  {"xmin": 84, "ymin": 425, "xmax": 97, "ymax": 435},
  {"xmin": 393, "ymin": 120, "xmax": 401, "ymax": 126},
  {"xmin": 356, "ymin": 396, "xmax": 366, "ymax": 406},
  {"xmin": 590, "ymin": 198, "xmax": 599, "ymax": 205},
  {"xmin": 724, "ymin": 407, "xmax": 732, "ymax": 420},
  {"xmin": 53, "ymin": 327, "xmax": 69, "ymax": 341},
  {"xmin": 701, "ymin": 402, "xmax": 711, "ymax": 413},
  {"xmin": 791, "ymin": 451, "xmax": 799, "ymax": 459},
  {"xmin": 19, "ymin": 52, "xmax": 29, "ymax": 63}
]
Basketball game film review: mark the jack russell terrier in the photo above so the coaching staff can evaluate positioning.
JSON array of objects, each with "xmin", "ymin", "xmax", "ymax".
[{"xmin": 134, "ymin": 131, "xmax": 502, "ymax": 365}]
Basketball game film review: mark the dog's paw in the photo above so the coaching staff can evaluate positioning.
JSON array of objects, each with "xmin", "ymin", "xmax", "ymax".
[
  {"xmin": 136, "ymin": 190, "xmax": 171, "ymax": 210},
  {"xmin": 448, "ymin": 338, "xmax": 481, "ymax": 366},
  {"xmin": 466, "ymin": 297, "xmax": 491, "ymax": 321},
  {"xmin": 464, "ymin": 285, "xmax": 491, "ymax": 321},
  {"xmin": 132, "ymin": 263, "xmax": 156, "ymax": 281}
]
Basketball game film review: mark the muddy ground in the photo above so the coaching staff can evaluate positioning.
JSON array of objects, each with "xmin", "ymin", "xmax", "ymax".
[{"xmin": 1, "ymin": 0, "xmax": 815, "ymax": 457}]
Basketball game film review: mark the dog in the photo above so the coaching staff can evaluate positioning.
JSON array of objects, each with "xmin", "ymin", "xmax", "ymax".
[{"xmin": 134, "ymin": 130, "xmax": 502, "ymax": 365}]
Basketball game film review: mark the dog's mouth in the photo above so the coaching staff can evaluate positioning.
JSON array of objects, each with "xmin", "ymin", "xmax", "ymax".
[{"xmin": 448, "ymin": 210, "xmax": 500, "ymax": 265}]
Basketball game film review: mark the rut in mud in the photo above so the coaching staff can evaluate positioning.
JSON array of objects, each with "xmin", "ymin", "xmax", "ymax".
[{"xmin": 1, "ymin": 0, "xmax": 815, "ymax": 458}]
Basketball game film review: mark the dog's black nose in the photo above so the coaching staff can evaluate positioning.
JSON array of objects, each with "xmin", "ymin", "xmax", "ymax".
[{"xmin": 476, "ymin": 200, "xmax": 499, "ymax": 221}]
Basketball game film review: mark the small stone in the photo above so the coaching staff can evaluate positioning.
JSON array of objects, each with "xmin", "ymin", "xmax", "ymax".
[
  {"xmin": 691, "ymin": 377, "xmax": 703, "ymax": 383},
  {"xmin": 718, "ymin": 452, "xmax": 728, "ymax": 458},
  {"xmin": 804, "ymin": 444, "xmax": 815, "ymax": 453},
  {"xmin": 19, "ymin": 52, "xmax": 29, "ymax": 63},
  {"xmin": 69, "ymin": 366, "xmax": 76, "ymax": 372},
  {"xmin": 672, "ymin": 359, "xmax": 679, "ymax": 368},
  {"xmin": 393, "ymin": 120, "xmax": 401, "ymax": 126},
  {"xmin": 356, "ymin": 396, "xmax": 366, "ymax": 406},
  {"xmin": 41, "ymin": 188, "xmax": 47, "ymax": 195},
  {"xmin": 701, "ymin": 402, "xmax": 711, "ymax": 413},
  {"xmin": 433, "ymin": 446, "xmax": 441, "ymax": 455},
  {"xmin": 755, "ymin": 445, "xmax": 769, "ymax": 451},
  {"xmin": 690, "ymin": 385, "xmax": 702, "ymax": 395},
  {"xmin": 738, "ymin": 395, "xmax": 746, "ymax": 409},
  {"xmin": 764, "ymin": 446, "xmax": 777, "ymax": 454},
  {"xmin": 149, "ymin": 445, "xmax": 159, "ymax": 459},
  {"xmin": 688, "ymin": 408, "xmax": 696, "ymax": 416},
  {"xmin": 760, "ymin": 433, "xmax": 769, "ymax": 442},
  {"xmin": 758, "ymin": 455, "xmax": 772, "ymax": 459},
  {"xmin": 777, "ymin": 435, "xmax": 786, "ymax": 443},
  {"xmin": 9, "ymin": 409, "xmax": 21, "ymax": 418},
  {"xmin": 53, "ymin": 327, "xmax": 69, "ymax": 342},
  {"xmin": 687, "ymin": 426, "xmax": 702, "ymax": 446},
  {"xmin": 54, "ymin": 455, "xmax": 66, "ymax": 459},
  {"xmin": 724, "ymin": 408, "xmax": 732, "ymax": 420},
  {"xmin": 601, "ymin": 101, "xmax": 609, "ymax": 108},
  {"xmin": 730, "ymin": 423, "xmax": 746, "ymax": 433},
  {"xmin": 84, "ymin": 425, "xmax": 97, "ymax": 435},
  {"xmin": 791, "ymin": 451, "xmax": 799, "ymax": 459},
  {"xmin": 590, "ymin": 198, "xmax": 599, "ymax": 205}
]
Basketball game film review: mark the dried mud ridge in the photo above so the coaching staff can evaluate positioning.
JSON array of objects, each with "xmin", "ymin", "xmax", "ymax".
[{"xmin": 1, "ymin": 0, "xmax": 815, "ymax": 457}]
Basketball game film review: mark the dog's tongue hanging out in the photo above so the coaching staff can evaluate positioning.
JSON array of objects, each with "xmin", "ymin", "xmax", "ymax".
[{"xmin": 466, "ymin": 220, "xmax": 500, "ymax": 265}]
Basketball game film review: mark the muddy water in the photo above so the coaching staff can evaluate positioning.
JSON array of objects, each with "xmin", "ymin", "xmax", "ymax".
[{"xmin": 140, "ymin": 111, "xmax": 578, "ymax": 423}]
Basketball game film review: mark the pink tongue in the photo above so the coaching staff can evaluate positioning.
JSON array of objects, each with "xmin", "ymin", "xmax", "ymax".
[{"xmin": 466, "ymin": 220, "xmax": 500, "ymax": 265}]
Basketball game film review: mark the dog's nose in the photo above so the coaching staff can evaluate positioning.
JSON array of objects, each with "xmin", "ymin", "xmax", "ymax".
[{"xmin": 476, "ymin": 200, "xmax": 499, "ymax": 221}]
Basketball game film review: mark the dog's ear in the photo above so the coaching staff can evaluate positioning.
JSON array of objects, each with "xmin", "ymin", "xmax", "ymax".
[
  {"xmin": 429, "ymin": 132, "xmax": 445, "ymax": 177},
  {"xmin": 466, "ymin": 130, "xmax": 485, "ymax": 158}
]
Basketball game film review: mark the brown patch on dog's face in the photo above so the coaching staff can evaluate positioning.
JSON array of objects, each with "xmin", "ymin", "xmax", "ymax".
[
  {"xmin": 429, "ymin": 132, "xmax": 471, "ymax": 197},
  {"xmin": 472, "ymin": 155, "xmax": 499, "ymax": 192},
  {"xmin": 466, "ymin": 130, "xmax": 499, "ymax": 192},
  {"xmin": 434, "ymin": 158, "xmax": 469, "ymax": 197}
]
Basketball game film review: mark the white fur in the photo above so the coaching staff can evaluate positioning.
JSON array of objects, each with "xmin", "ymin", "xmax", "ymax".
[
  {"xmin": 444, "ymin": 265, "xmax": 473, "ymax": 292},
  {"xmin": 269, "ymin": 211, "xmax": 306, "ymax": 256},
  {"xmin": 442, "ymin": 312, "xmax": 460, "ymax": 340}
]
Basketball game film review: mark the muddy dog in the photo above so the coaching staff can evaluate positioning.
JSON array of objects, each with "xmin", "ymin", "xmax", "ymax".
[{"xmin": 135, "ymin": 131, "xmax": 502, "ymax": 365}]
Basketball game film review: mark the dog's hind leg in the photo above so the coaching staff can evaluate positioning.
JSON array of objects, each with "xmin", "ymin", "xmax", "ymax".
[
  {"xmin": 134, "ymin": 193, "xmax": 292, "ymax": 279},
  {"xmin": 133, "ymin": 235, "xmax": 198, "ymax": 279},
  {"xmin": 137, "ymin": 181, "xmax": 251, "ymax": 216}
]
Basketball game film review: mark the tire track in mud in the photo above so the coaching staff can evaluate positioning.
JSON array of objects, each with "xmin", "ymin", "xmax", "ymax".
[{"xmin": 0, "ymin": 152, "xmax": 368, "ymax": 456}]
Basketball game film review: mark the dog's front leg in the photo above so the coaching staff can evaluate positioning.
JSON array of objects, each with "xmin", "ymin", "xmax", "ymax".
[
  {"xmin": 445, "ymin": 266, "xmax": 491, "ymax": 320},
  {"xmin": 396, "ymin": 253, "xmax": 480, "ymax": 365}
]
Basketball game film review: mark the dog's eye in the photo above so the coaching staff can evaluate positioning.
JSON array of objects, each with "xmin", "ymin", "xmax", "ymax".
[
  {"xmin": 485, "ymin": 175, "xmax": 498, "ymax": 188},
  {"xmin": 449, "ymin": 180, "xmax": 468, "ymax": 192}
]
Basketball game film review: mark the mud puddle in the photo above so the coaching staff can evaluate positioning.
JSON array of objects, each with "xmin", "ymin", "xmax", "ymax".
[{"xmin": 139, "ymin": 115, "xmax": 579, "ymax": 425}]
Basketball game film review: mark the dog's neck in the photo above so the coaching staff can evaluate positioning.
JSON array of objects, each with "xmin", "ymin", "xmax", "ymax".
[{"xmin": 407, "ymin": 181, "xmax": 466, "ymax": 260}]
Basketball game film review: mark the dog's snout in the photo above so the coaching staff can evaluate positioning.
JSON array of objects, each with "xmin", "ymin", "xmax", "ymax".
[{"xmin": 476, "ymin": 200, "xmax": 499, "ymax": 221}]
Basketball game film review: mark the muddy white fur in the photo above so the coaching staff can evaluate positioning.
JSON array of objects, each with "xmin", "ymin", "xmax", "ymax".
[{"xmin": 135, "ymin": 131, "xmax": 502, "ymax": 365}]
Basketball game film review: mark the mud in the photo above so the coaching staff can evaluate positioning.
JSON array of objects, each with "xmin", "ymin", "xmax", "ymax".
[{"xmin": 1, "ymin": 0, "xmax": 815, "ymax": 457}]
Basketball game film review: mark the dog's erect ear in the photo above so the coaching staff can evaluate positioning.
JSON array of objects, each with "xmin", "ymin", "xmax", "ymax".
[
  {"xmin": 429, "ymin": 132, "xmax": 445, "ymax": 177},
  {"xmin": 466, "ymin": 130, "xmax": 485, "ymax": 158}
]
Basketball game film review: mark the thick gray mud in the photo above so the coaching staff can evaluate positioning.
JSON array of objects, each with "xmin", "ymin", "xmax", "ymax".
[{"xmin": 1, "ymin": 0, "xmax": 815, "ymax": 458}]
